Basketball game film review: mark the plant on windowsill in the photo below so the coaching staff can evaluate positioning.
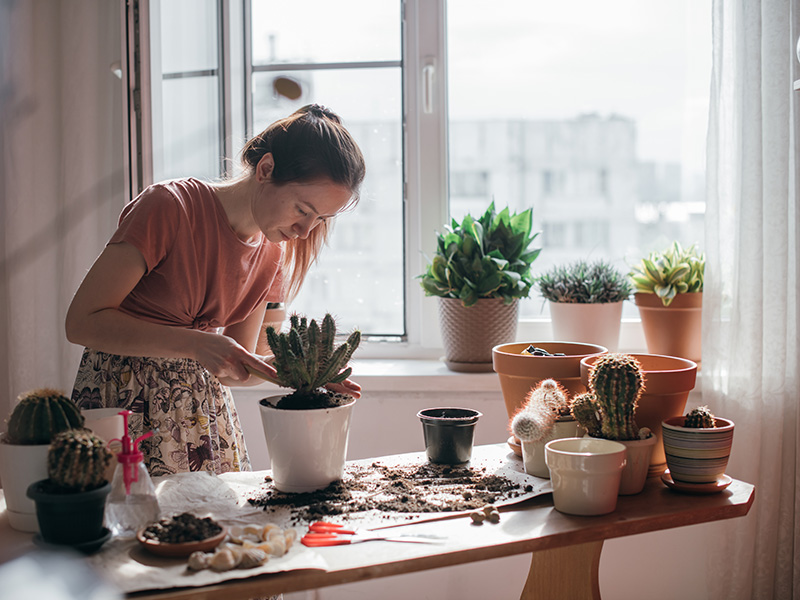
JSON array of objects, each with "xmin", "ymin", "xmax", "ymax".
[
  {"xmin": 571, "ymin": 353, "xmax": 656, "ymax": 495},
  {"xmin": 418, "ymin": 201, "xmax": 541, "ymax": 372},
  {"xmin": 535, "ymin": 259, "xmax": 632, "ymax": 351},
  {"xmin": 258, "ymin": 312, "xmax": 361, "ymax": 493},
  {"xmin": 628, "ymin": 241, "xmax": 705, "ymax": 362},
  {"xmin": 26, "ymin": 428, "xmax": 114, "ymax": 552},
  {"xmin": 0, "ymin": 388, "xmax": 86, "ymax": 533}
]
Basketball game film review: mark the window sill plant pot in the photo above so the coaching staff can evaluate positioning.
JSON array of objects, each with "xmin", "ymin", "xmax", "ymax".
[
  {"xmin": 419, "ymin": 202, "xmax": 541, "ymax": 372},
  {"xmin": 26, "ymin": 429, "xmax": 113, "ymax": 551},
  {"xmin": 417, "ymin": 407, "xmax": 482, "ymax": 465},
  {"xmin": 493, "ymin": 341, "xmax": 607, "ymax": 455},
  {"xmin": 580, "ymin": 353, "xmax": 698, "ymax": 477},
  {"xmin": 545, "ymin": 437, "xmax": 627, "ymax": 516},
  {"xmin": 661, "ymin": 407, "xmax": 734, "ymax": 486},
  {"xmin": 0, "ymin": 388, "xmax": 85, "ymax": 532},
  {"xmin": 536, "ymin": 259, "xmax": 633, "ymax": 352},
  {"xmin": 257, "ymin": 313, "xmax": 361, "ymax": 493}
]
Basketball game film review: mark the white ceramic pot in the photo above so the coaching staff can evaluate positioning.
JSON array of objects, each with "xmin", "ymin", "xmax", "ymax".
[
  {"xmin": 0, "ymin": 433, "xmax": 50, "ymax": 532},
  {"xmin": 521, "ymin": 418, "xmax": 584, "ymax": 478},
  {"xmin": 259, "ymin": 395, "xmax": 356, "ymax": 493},
  {"xmin": 616, "ymin": 433, "xmax": 657, "ymax": 495},
  {"xmin": 549, "ymin": 301, "xmax": 625, "ymax": 352},
  {"xmin": 82, "ymin": 408, "xmax": 124, "ymax": 483},
  {"xmin": 545, "ymin": 437, "xmax": 627, "ymax": 516}
]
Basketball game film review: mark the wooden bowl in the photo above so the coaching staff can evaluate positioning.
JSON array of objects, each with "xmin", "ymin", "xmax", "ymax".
[{"xmin": 136, "ymin": 526, "xmax": 227, "ymax": 557}]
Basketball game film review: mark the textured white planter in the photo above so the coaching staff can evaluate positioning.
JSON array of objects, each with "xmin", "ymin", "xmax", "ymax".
[
  {"xmin": 545, "ymin": 437, "xmax": 627, "ymax": 516},
  {"xmin": 549, "ymin": 301, "xmax": 625, "ymax": 352},
  {"xmin": 0, "ymin": 433, "xmax": 49, "ymax": 532},
  {"xmin": 615, "ymin": 433, "xmax": 658, "ymax": 495},
  {"xmin": 259, "ymin": 396, "xmax": 356, "ymax": 493},
  {"xmin": 521, "ymin": 418, "xmax": 584, "ymax": 479}
]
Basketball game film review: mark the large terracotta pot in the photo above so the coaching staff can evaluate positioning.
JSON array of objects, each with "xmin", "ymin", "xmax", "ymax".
[
  {"xmin": 493, "ymin": 341, "xmax": 607, "ymax": 455},
  {"xmin": 581, "ymin": 353, "xmax": 698, "ymax": 477},
  {"xmin": 634, "ymin": 292, "xmax": 702, "ymax": 363},
  {"xmin": 440, "ymin": 297, "xmax": 519, "ymax": 372},
  {"xmin": 549, "ymin": 300, "xmax": 625, "ymax": 352}
]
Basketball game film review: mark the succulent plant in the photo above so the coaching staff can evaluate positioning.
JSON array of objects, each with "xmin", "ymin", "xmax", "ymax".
[
  {"xmin": 4, "ymin": 388, "xmax": 85, "ymax": 445},
  {"xmin": 535, "ymin": 259, "xmax": 632, "ymax": 304},
  {"xmin": 419, "ymin": 202, "xmax": 541, "ymax": 307},
  {"xmin": 266, "ymin": 312, "xmax": 361, "ymax": 409},
  {"xmin": 47, "ymin": 429, "xmax": 113, "ymax": 492},
  {"xmin": 628, "ymin": 241, "xmax": 704, "ymax": 306},
  {"xmin": 509, "ymin": 379, "xmax": 570, "ymax": 443},
  {"xmin": 684, "ymin": 406, "xmax": 717, "ymax": 428},
  {"xmin": 571, "ymin": 353, "xmax": 646, "ymax": 441}
]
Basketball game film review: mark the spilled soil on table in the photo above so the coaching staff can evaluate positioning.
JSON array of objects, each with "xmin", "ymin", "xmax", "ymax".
[{"xmin": 247, "ymin": 461, "xmax": 531, "ymax": 524}]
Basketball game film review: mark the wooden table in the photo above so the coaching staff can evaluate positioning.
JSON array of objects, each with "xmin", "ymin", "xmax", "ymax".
[{"xmin": 0, "ymin": 458, "xmax": 754, "ymax": 600}]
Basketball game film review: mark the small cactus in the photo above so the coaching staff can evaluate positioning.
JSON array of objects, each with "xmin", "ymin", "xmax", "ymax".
[
  {"xmin": 47, "ymin": 429, "xmax": 113, "ymax": 492},
  {"xmin": 571, "ymin": 354, "xmax": 645, "ymax": 441},
  {"xmin": 570, "ymin": 392, "xmax": 603, "ymax": 437},
  {"xmin": 510, "ymin": 379, "xmax": 570, "ymax": 443},
  {"xmin": 684, "ymin": 406, "xmax": 716, "ymax": 428},
  {"xmin": 4, "ymin": 388, "xmax": 85, "ymax": 445},
  {"xmin": 266, "ymin": 312, "xmax": 361, "ymax": 409}
]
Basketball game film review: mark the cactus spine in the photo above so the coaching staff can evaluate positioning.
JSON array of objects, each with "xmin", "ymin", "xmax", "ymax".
[
  {"xmin": 5, "ymin": 388, "xmax": 85, "ymax": 445},
  {"xmin": 684, "ymin": 406, "xmax": 716, "ymax": 428},
  {"xmin": 47, "ymin": 429, "xmax": 113, "ymax": 492},
  {"xmin": 510, "ymin": 379, "xmax": 570, "ymax": 443},
  {"xmin": 266, "ymin": 312, "xmax": 361, "ymax": 409},
  {"xmin": 571, "ymin": 354, "xmax": 644, "ymax": 441}
]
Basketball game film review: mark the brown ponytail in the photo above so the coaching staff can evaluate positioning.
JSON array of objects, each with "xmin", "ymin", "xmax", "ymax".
[{"xmin": 241, "ymin": 105, "xmax": 366, "ymax": 301}]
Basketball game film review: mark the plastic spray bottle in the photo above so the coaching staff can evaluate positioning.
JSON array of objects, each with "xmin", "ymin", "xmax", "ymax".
[{"xmin": 105, "ymin": 410, "xmax": 160, "ymax": 536}]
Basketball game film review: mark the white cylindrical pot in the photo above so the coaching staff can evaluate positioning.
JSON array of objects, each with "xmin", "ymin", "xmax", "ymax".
[
  {"xmin": 521, "ymin": 418, "xmax": 584, "ymax": 479},
  {"xmin": 616, "ymin": 433, "xmax": 658, "ymax": 495},
  {"xmin": 0, "ymin": 433, "xmax": 49, "ymax": 532},
  {"xmin": 259, "ymin": 396, "xmax": 356, "ymax": 493},
  {"xmin": 545, "ymin": 437, "xmax": 627, "ymax": 516},
  {"xmin": 549, "ymin": 301, "xmax": 624, "ymax": 352}
]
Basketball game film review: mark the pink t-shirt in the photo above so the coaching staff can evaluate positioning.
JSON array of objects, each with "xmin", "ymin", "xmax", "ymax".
[{"xmin": 109, "ymin": 178, "xmax": 284, "ymax": 331}]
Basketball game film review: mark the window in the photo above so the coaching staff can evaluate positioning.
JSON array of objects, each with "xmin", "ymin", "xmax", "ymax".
[{"xmin": 129, "ymin": 0, "xmax": 711, "ymax": 350}]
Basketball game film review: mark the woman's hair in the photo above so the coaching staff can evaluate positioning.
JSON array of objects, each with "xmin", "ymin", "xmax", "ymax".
[{"xmin": 241, "ymin": 104, "xmax": 366, "ymax": 301}]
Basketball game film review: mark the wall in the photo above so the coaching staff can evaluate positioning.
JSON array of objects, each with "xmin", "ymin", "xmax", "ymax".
[{"xmin": 233, "ymin": 376, "xmax": 720, "ymax": 600}]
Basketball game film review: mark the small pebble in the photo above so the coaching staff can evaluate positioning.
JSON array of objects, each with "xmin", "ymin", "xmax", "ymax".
[{"xmin": 470, "ymin": 511, "xmax": 486, "ymax": 525}]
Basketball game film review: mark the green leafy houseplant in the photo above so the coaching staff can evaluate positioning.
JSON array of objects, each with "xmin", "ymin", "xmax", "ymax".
[
  {"xmin": 536, "ymin": 259, "xmax": 632, "ymax": 304},
  {"xmin": 264, "ymin": 312, "xmax": 361, "ymax": 410},
  {"xmin": 419, "ymin": 202, "xmax": 541, "ymax": 307},
  {"xmin": 628, "ymin": 241, "xmax": 705, "ymax": 307}
]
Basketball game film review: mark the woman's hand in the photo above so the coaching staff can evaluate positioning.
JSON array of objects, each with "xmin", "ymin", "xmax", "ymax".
[
  {"xmin": 325, "ymin": 377, "xmax": 362, "ymax": 399},
  {"xmin": 194, "ymin": 331, "xmax": 276, "ymax": 385}
]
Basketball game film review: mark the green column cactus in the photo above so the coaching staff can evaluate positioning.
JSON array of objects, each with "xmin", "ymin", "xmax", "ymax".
[
  {"xmin": 5, "ymin": 388, "xmax": 85, "ymax": 445},
  {"xmin": 571, "ymin": 354, "xmax": 645, "ymax": 441},
  {"xmin": 47, "ymin": 429, "xmax": 113, "ymax": 492}
]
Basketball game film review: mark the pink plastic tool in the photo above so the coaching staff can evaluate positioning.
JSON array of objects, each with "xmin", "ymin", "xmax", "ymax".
[{"xmin": 111, "ymin": 410, "xmax": 155, "ymax": 495}]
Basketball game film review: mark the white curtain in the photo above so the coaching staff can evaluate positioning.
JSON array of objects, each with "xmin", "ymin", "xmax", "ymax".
[
  {"xmin": 705, "ymin": 0, "xmax": 799, "ymax": 597},
  {"xmin": 0, "ymin": 1, "xmax": 124, "ymax": 424}
]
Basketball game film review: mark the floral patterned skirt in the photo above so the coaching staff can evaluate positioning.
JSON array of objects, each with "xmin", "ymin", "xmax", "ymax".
[{"xmin": 71, "ymin": 348, "xmax": 251, "ymax": 477}]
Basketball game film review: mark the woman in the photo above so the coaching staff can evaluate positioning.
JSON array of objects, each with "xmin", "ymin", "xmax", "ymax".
[{"xmin": 66, "ymin": 104, "xmax": 366, "ymax": 477}]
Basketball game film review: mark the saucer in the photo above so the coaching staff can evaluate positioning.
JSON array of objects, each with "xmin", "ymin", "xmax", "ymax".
[
  {"xmin": 507, "ymin": 436, "xmax": 522, "ymax": 457},
  {"xmin": 34, "ymin": 527, "xmax": 112, "ymax": 554},
  {"xmin": 661, "ymin": 471, "xmax": 732, "ymax": 494}
]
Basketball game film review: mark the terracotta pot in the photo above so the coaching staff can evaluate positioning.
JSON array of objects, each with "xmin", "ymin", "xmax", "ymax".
[
  {"xmin": 634, "ymin": 292, "xmax": 702, "ymax": 362},
  {"xmin": 263, "ymin": 305, "xmax": 287, "ymax": 333},
  {"xmin": 548, "ymin": 300, "xmax": 625, "ymax": 352},
  {"xmin": 439, "ymin": 297, "xmax": 519, "ymax": 372},
  {"xmin": 581, "ymin": 353, "xmax": 698, "ymax": 477}
]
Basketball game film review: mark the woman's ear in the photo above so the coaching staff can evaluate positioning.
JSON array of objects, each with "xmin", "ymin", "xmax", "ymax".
[{"xmin": 256, "ymin": 153, "xmax": 275, "ymax": 182}]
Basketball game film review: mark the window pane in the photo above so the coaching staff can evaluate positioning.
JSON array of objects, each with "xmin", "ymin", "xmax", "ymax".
[
  {"xmin": 251, "ymin": 0, "xmax": 400, "ymax": 65},
  {"xmin": 251, "ymin": 68, "xmax": 404, "ymax": 335},
  {"xmin": 447, "ymin": 0, "xmax": 711, "ymax": 319},
  {"xmin": 160, "ymin": 0, "xmax": 218, "ymax": 73},
  {"xmin": 157, "ymin": 76, "xmax": 221, "ymax": 181}
]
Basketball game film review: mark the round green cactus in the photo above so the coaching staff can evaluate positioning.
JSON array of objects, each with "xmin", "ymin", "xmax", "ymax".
[
  {"xmin": 47, "ymin": 429, "xmax": 113, "ymax": 492},
  {"xmin": 684, "ymin": 406, "xmax": 716, "ymax": 428},
  {"xmin": 570, "ymin": 392, "xmax": 603, "ymax": 438},
  {"xmin": 5, "ymin": 388, "xmax": 85, "ymax": 445}
]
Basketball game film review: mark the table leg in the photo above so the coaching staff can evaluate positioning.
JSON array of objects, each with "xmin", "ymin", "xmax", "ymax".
[{"xmin": 520, "ymin": 540, "xmax": 603, "ymax": 600}]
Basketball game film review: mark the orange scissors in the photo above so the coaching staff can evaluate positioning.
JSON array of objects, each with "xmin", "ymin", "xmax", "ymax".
[{"xmin": 301, "ymin": 521, "xmax": 446, "ymax": 547}]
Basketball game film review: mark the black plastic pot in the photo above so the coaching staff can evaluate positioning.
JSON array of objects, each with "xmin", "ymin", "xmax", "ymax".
[
  {"xmin": 27, "ymin": 480, "xmax": 111, "ymax": 550},
  {"xmin": 417, "ymin": 407, "xmax": 482, "ymax": 464}
]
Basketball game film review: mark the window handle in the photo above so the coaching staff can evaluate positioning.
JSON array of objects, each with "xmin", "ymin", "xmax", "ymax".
[{"xmin": 422, "ymin": 62, "xmax": 435, "ymax": 114}]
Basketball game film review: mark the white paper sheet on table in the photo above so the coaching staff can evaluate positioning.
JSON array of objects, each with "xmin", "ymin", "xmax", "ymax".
[{"xmin": 85, "ymin": 444, "xmax": 551, "ymax": 594}]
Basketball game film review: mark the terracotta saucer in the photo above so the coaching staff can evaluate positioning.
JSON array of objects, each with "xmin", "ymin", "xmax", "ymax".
[
  {"xmin": 507, "ymin": 436, "xmax": 522, "ymax": 457},
  {"xmin": 136, "ymin": 526, "xmax": 227, "ymax": 557},
  {"xmin": 661, "ymin": 470, "xmax": 732, "ymax": 494}
]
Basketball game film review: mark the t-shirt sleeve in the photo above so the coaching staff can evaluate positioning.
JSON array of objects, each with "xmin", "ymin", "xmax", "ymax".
[{"xmin": 108, "ymin": 184, "xmax": 181, "ymax": 274}]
